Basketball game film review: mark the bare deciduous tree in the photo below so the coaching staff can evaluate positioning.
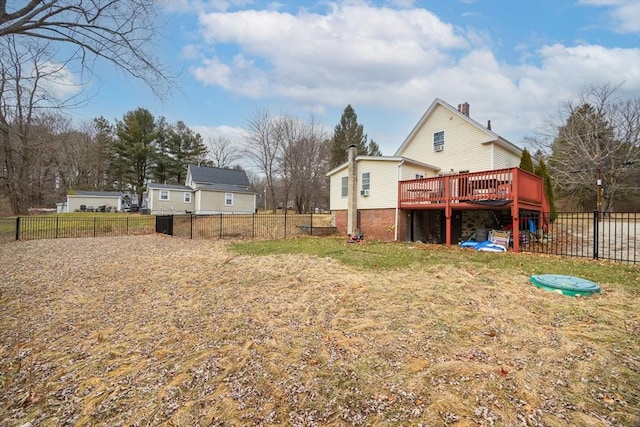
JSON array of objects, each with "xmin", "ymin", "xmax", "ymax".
[
  {"xmin": 531, "ymin": 84, "xmax": 640, "ymax": 211},
  {"xmin": 0, "ymin": 0, "xmax": 171, "ymax": 96},
  {"xmin": 278, "ymin": 116, "xmax": 328, "ymax": 213},
  {"xmin": 244, "ymin": 110, "xmax": 331, "ymax": 214},
  {"xmin": 207, "ymin": 136, "xmax": 241, "ymax": 169},
  {"xmin": 0, "ymin": 1, "xmax": 172, "ymax": 214},
  {"xmin": 244, "ymin": 109, "xmax": 279, "ymax": 212},
  {"xmin": 0, "ymin": 36, "xmax": 73, "ymax": 214}
]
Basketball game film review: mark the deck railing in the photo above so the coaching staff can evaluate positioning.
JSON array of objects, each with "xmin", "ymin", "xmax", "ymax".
[{"xmin": 399, "ymin": 167, "xmax": 544, "ymax": 208}]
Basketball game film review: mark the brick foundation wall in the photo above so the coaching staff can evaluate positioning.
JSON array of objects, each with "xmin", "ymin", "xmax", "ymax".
[
  {"xmin": 332, "ymin": 209, "xmax": 407, "ymax": 242},
  {"xmin": 334, "ymin": 210, "xmax": 347, "ymax": 235}
]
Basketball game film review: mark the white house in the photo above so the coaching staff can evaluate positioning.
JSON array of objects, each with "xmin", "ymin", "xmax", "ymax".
[{"xmin": 327, "ymin": 98, "xmax": 549, "ymax": 250}]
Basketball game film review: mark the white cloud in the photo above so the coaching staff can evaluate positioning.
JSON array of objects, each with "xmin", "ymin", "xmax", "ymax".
[
  {"xmin": 37, "ymin": 62, "xmax": 83, "ymax": 99},
  {"xmin": 185, "ymin": 2, "xmax": 639, "ymax": 151},
  {"xmin": 193, "ymin": 124, "xmax": 248, "ymax": 143},
  {"xmin": 193, "ymin": 2, "xmax": 467, "ymax": 102},
  {"xmin": 578, "ymin": 0, "xmax": 640, "ymax": 33}
]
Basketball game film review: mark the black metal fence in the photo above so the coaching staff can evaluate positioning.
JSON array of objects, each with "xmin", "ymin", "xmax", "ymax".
[
  {"xmin": 519, "ymin": 211, "xmax": 638, "ymax": 264},
  {"xmin": 163, "ymin": 213, "xmax": 330, "ymax": 240},
  {"xmin": 0, "ymin": 216, "xmax": 155, "ymax": 242},
  {"xmin": 0, "ymin": 212, "xmax": 333, "ymax": 244},
  {"xmin": 2, "ymin": 211, "xmax": 636, "ymax": 264}
]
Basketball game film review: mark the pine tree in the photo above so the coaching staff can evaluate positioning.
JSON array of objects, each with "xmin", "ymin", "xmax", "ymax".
[
  {"xmin": 535, "ymin": 158, "xmax": 557, "ymax": 221},
  {"xmin": 329, "ymin": 105, "xmax": 380, "ymax": 168},
  {"xmin": 113, "ymin": 108, "xmax": 157, "ymax": 208},
  {"xmin": 519, "ymin": 148, "xmax": 534, "ymax": 173}
]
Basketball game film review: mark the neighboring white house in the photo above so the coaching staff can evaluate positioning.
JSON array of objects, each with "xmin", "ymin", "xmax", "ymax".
[
  {"xmin": 327, "ymin": 98, "xmax": 542, "ymax": 243},
  {"xmin": 147, "ymin": 165, "xmax": 256, "ymax": 215},
  {"xmin": 65, "ymin": 191, "xmax": 124, "ymax": 212}
]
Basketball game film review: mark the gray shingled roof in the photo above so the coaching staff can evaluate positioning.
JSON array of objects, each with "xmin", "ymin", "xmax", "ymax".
[{"xmin": 189, "ymin": 165, "xmax": 250, "ymax": 187}]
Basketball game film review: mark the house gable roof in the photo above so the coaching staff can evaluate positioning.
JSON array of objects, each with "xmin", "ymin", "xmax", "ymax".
[
  {"xmin": 326, "ymin": 156, "xmax": 440, "ymax": 177},
  {"xmin": 188, "ymin": 165, "xmax": 250, "ymax": 187},
  {"xmin": 394, "ymin": 98, "xmax": 522, "ymax": 157}
]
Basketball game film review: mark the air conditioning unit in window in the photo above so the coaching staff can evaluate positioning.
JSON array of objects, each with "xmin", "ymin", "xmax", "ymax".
[
  {"xmin": 361, "ymin": 189, "xmax": 370, "ymax": 196},
  {"xmin": 434, "ymin": 145, "xmax": 444, "ymax": 152}
]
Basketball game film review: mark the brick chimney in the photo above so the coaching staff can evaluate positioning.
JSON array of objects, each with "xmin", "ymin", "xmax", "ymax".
[{"xmin": 457, "ymin": 102, "xmax": 470, "ymax": 116}]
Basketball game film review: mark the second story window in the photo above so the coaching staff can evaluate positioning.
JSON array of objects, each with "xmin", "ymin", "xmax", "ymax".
[
  {"xmin": 433, "ymin": 130, "xmax": 445, "ymax": 151},
  {"xmin": 184, "ymin": 192, "xmax": 191, "ymax": 203},
  {"xmin": 225, "ymin": 193, "xmax": 233, "ymax": 206},
  {"xmin": 341, "ymin": 176, "xmax": 348, "ymax": 197},
  {"xmin": 160, "ymin": 190, "xmax": 169, "ymax": 201}
]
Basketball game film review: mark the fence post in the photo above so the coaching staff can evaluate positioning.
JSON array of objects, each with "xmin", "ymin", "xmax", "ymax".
[
  {"xmin": 593, "ymin": 210, "xmax": 599, "ymax": 260},
  {"xmin": 310, "ymin": 211, "xmax": 313, "ymax": 236},
  {"xmin": 219, "ymin": 214, "xmax": 223, "ymax": 239},
  {"xmin": 252, "ymin": 213, "xmax": 255, "ymax": 240},
  {"xmin": 190, "ymin": 214, "xmax": 193, "ymax": 239},
  {"xmin": 284, "ymin": 208, "xmax": 287, "ymax": 239},
  {"xmin": 15, "ymin": 217, "xmax": 20, "ymax": 240},
  {"xmin": 56, "ymin": 217, "xmax": 59, "ymax": 239}
]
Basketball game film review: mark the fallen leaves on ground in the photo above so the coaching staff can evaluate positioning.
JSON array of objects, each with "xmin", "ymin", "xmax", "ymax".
[{"xmin": 0, "ymin": 235, "xmax": 638, "ymax": 426}]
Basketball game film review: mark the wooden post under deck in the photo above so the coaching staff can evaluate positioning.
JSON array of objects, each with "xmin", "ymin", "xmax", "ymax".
[
  {"xmin": 511, "ymin": 171, "xmax": 520, "ymax": 253},
  {"xmin": 445, "ymin": 176, "xmax": 451, "ymax": 245}
]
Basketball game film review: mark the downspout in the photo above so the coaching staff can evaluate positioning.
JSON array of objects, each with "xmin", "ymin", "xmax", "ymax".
[
  {"xmin": 347, "ymin": 145, "xmax": 358, "ymax": 236},
  {"xmin": 395, "ymin": 159, "xmax": 405, "ymax": 241}
]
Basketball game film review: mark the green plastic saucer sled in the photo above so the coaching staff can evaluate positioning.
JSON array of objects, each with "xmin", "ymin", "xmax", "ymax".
[{"xmin": 530, "ymin": 274, "xmax": 601, "ymax": 297}]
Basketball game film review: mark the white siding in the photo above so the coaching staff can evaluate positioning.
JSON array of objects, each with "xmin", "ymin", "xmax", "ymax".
[
  {"xmin": 492, "ymin": 144, "xmax": 520, "ymax": 169},
  {"xmin": 196, "ymin": 190, "xmax": 255, "ymax": 214},
  {"xmin": 329, "ymin": 168, "xmax": 349, "ymax": 211},
  {"xmin": 328, "ymin": 160, "xmax": 402, "ymax": 211},
  {"xmin": 398, "ymin": 104, "xmax": 495, "ymax": 173},
  {"xmin": 149, "ymin": 188, "xmax": 193, "ymax": 215},
  {"xmin": 400, "ymin": 163, "xmax": 435, "ymax": 180},
  {"xmin": 356, "ymin": 160, "xmax": 400, "ymax": 209},
  {"xmin": 67, "ymin": 195, "xmax": 121, "ymax": 212}
]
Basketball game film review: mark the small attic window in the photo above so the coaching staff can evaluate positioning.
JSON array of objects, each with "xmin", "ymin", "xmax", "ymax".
[{"xmin": 433, "ymin": 131, "xmax": 444, "ymax": 151}]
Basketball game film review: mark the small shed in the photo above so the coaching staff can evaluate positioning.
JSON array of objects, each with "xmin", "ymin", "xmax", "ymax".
[{"xmin": 66, "ymin": 191, "xmax": 124, "ymax": 212}]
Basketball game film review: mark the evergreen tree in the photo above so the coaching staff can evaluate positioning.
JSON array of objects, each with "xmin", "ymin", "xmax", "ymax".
[
  {"xmin": 153, "ymin": 120, "xmax": 208, "ymax": 184},
  {"xmin": 368, "ymin": 139, "xmax": 382, "ymax": 156},
  {"xmin": 113, "ymin": 108, "xmax": 157, "ymax": 208},
  {"xmin": 519, "ymin": 148, "xmax": 534, "ymax": 173},
  {"xmin": 152, "ymin": 118, "xmax": 172, "ymax": 184},
  {"xmin": 330, "ymin": 105, "xmax": 380, "ymax": 168},
  {"xmin": 167, "ymin": 121, "xmax": 208, "ymax": 183},
  {"xmin": 534, "ymin": 158, "xmax": 557, "ymax": 221}
]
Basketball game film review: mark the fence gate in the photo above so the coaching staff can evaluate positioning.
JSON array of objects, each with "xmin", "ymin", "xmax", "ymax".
[{"xmin": 156, "ymin": 215, "xmax": 174, "ymax": 235}]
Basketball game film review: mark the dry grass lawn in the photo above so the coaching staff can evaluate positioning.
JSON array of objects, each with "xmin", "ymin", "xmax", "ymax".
[{"xmin": 0, "ymin": 235, "xmax": 638, "ymax": 426}]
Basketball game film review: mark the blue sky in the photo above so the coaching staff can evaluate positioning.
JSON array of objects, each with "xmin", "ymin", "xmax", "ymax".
[{"xmin": 75, "ymin": 0, "xmax": 640, "ymax": 158}]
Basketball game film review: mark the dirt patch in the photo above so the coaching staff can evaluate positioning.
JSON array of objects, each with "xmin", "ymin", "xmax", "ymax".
[{"xmin": 1, "ymin": 235, "xmax": 638, "ymax": 426}]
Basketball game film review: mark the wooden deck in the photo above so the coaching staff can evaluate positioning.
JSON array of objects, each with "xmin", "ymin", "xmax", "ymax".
[
  {"xmin": 399, "ymin": 167, "xmax": 547, "ymax": 211},
  {"xmin": 398, "ymin": 168, "xmax": 550, "ymax": 251}
]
